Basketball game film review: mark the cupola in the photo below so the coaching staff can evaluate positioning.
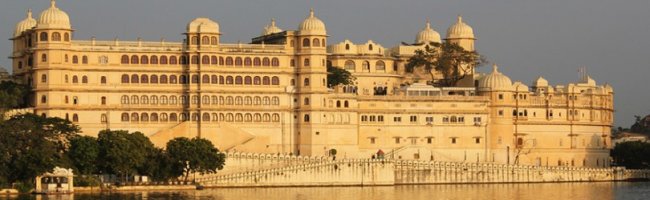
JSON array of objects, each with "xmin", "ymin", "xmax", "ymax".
[
  {"xmin": 416, "ymin": 20, "xmax": 441, "ymax": 44},
  {"xmin": 299, "ymin": 9, "xmax": 326, "ymax": 35},
  {"xmin": 14, "ymin": 9, "xmax": 37, "ymax": 37},
  {"xmin": 446, "ymin": 15, "xmax": 474, "ymax": 39},
  {"xmin": 37, "ymin": 0, "xmax": 71, "ymax": 30}
]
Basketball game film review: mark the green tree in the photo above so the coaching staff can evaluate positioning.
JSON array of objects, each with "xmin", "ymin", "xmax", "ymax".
[
  {"xmin": 0, "ymin": 81, "xmax": 30, "ymax": 115},
  {"xmin": 612, "ymin": 141, "xmax": 650, "ymax": 169},
  {"xmin": 0, "ymin": 114, "xmax": 79, "ymax": 186},
  {"xmin": 327, "ymin": 65, "xmax": 356, "ymax": 87},
  {"xmin": 405, "ymin": 41, "xmax": 486, "ymax": 87},
  {"xmin": 97, "ymin": 130, "xmax": 156, "ymax": 181},
  {"xmin": 66, "ymin": 136, "xmax": 99, "ymax": 175},
  {"xmin": 166, "ymin": 137, "xmax": 226, "ymax": 182}
]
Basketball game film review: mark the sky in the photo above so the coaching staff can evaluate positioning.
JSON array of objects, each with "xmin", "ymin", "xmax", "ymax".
[{"xmin": 1, "ymin": 0, "xmax": 648, "ymax": 127}]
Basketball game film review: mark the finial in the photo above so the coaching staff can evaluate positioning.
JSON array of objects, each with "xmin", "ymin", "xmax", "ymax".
[
  {"xmin": 457, "ymin": 15, "xmax": 463, "ymax": 23},
  {"xmin": 51, "ymin": 0, "xmax": 56, "ymax": 8},
  {"xmin": 425, "ymin": 18, "xmax": 431, "ymax": 29},
  {"xmin": 492, "ymin": 64, "xmax": 499, "ymax": 73},
  {"xmin": 27, "ymin": 9, "xmax": 33, "ymax": 18},
  {"xmin": 309, "ymin": 8, "xmax": 314, "ymax": 18},
  {"xmin": 271, "ymin": 18, "xmax": 276, "ymax": 26}
]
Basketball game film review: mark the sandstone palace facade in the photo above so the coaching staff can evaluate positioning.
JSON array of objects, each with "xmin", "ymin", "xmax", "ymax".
[{"xmin": 9, "ymin": 1, "xmax": 614, "ymax": 167}]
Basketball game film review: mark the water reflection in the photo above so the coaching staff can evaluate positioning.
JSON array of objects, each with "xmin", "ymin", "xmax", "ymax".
[{"xmin": 3, "ymin": 182, "xmax": 649, "ymax": 200}]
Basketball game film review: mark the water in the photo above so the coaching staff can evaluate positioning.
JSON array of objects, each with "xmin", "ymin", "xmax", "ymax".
[{"xmin": 3, "ymin": 182, "xmax": 649, "ymax": 200}]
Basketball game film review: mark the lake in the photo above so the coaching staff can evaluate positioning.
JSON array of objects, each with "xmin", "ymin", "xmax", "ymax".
[{"xmin": 3, "ymin": 182, "xmax": 650, "ymax": 200}]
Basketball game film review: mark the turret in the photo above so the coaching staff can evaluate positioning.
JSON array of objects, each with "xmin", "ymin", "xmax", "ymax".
[
  {"xmin": 186, "ymin": 17, "xmax": 221, "ymax": 49},
  {"xmin": 446, "ymin": 15, "xmax": 475, "ymax": 51}
]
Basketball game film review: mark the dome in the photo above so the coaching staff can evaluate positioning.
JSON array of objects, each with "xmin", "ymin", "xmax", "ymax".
[
  {"xmin": 262, "ymin": 18, "xmax": 283, "ymax": 35},
  {"xmin": 14, "ymin": 9, "xmax": 37, "ymax": 37},
  {"xmin": 37, "ymin": 0, "xmax": 71, "ymax": 30},
  {"xmin": 415, "ymin": 20, "xmax": 441, "ymax": 44},
  {"xmin": 299, "ymin": 9, "xmax": 326, "ymax": 35},
  {"xmin": 187, "ymin": 18, "xmax": 220, "ymax": 34},
  {"xmin": 446, "ymin": 15, "xmax": 474, "ymax": 39},
  {"xmin": 513, "ymin": 82, "xmax": 530, "ymax": 92},
  {"xmin": 534, "ymin": 76, "xmax": 549, "ymax": 87},
  {"xmin": 478, "ymin": 64, "xmax": 513, "ymax": 91}
]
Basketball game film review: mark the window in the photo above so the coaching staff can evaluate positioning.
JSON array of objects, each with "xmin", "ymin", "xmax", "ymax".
[
  {"xmin": 304, "ymin": 58, "xmax": 310, "ymax": 67},
  {"xmin": 271, "ymin": 58, "xmax": 280, "ymax": 67},
  {"xmin": 72, "ymin": 114, "xmax": 79, "ymax": 122},
  {"xmin": 202, "ymin": 36, "xmax": 210, "ymax": 45},
  {"xmin": 271, "ymin": 76, "xmax": 280, "ymax": 85},
  {"xmin": 427, "ymin": 137, "xmax": 433, "ymax": 144},
  {"xmin": 40, "ymin": 32, "xmax": 48, "ymax": 41},
  {"xmin": 394, "ymin": 137, "xmax": 401, "ymax": 144},
  {"xmin": 41, "ymin": 54, "xmax": 47, "ymax": 62},
  {"xmin": 121, "ymin": 55, "xmax": 129, "ymax": 64},
  {"xmin": 101, "ymin": 96, "xmax": 106, "ymax": 105},
  {"xmin": 475, "ymin": 138, "xmax": 481, "ymax": 144},
  {"xmin": 344, "ymin": 60, "xmax": 355, "ymax": 71},
  {"xmin": 72, "ymin": 76, "xmax": 78, "ymax": 83},
  {"xmin": 451, "ymin": 138, "xmax": 457, "ymax": 144},
  {"xmin": 101, "ymin": 114, "xmax": 107, "ymax": 123},
  {"xmin": 211, "ymin": 36, "xmax": 218, "ymax": 45},
  {"xmin": 101, "ymin": 76, "xmax": 107, "ymax": 84},
  {"xmin": 361, "ymin": 115, "xmax": 368, "ymax": 122},
  {"xmin": 131, "ymin": 55, "xmax": 139, "ymax": 64},
  {"xmin": 121, "ymin": 113, "xmax": 129, "ymax": 122},
  {"xmin": 410, "ymin": 115, "xmax": 417, "ymax": 123},
  {"xmin": 362, "ymin": 61, "xmax": 370, "ymax": 71},
  {"xmin": 121, "ymin": 74, "xmax": 129, "ymax": 83},
  {"xmin": 121, "ymin": 95, "xmax": 129, "ymax": 104},
  {"xmin": 369, "ymin": 138, "xmax": 376, "ymax": 144},
  {"xmin": 304, "ymin": 98, "xmax": 310, "ymax": 105},
  {"xmin": 41, "ymin": 74, "xmax": 47, "ymax": 83},
  {"xmin": 498, "ymin": 94, "xmax": 504, "ymax": 100},
  {"xmin": 304, "ymin": 78, "xmax": 310, "ymax": 86},
  {"xmin": 473, "ymin": 117, "xmax": 482, "ymax": 124},
  {"xmin": 302, "ymin": 38, "xmax": 310, "ymax": 47},
  {"xmin": 40, "ymin": 95, "xmax": 47, "ymax": 104},
  {"xmin": 393, "ymin": 117, "xmax": 401, "ymax": 122},
  {"xmin": 313, "ymin": 38, "xmax": 320, "ymax": 47},
  {"xmin": 82, "ymin": 76, "xmax": 88, "ymax": 84},
  {"xmin": 426, "ymin": 117, "xmax": 434, "ymax": 123},
  {"xmin": 304, "ymin": 114, "xmax": 310, "ymax": 122},
  {"xmin": 82, "ymin": 56, "xmax": 88, "ymax": 64},
  {"xmin": 376, "ymin": 61, "xmax": 386, "ymax": 71},
  {"xmin": 52, "ymin": 32, "xmax": 61, "ymax": 41},
  {"xmin": 64, "ymin": 33, "xmax": 70, "ymax": 41}
]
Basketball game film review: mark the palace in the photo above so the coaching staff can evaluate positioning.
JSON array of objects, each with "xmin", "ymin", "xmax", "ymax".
[{"xmin": 9, "ymin": 1, "xmax": 614, "ymax": 167}]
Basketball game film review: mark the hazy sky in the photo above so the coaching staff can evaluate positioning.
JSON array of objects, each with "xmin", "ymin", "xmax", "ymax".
[{"xmin": 1, "ymin": 0, "xmax": 648, "ymax": 127}]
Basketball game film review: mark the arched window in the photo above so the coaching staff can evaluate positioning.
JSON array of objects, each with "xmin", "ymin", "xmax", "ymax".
[
  {"xmin": 219, "ymin": 57, "xmax": 224, "ymax": 65},
  {"xmin": 192, "ymin": 75, "xmax": 199, "ymax": 83},
  {"xmin": 362, "ymin": 61, "xmax": 370, "ymax": 71},
  {"xmin": 304, "ymin": 114, "xmax": 310, "ymax": 122},
  {"xmin": 202, "ymin": 75, "xmax": 210, "ymax": 84},
  {"xmin": 211, "ymin": 36, "xmax": 218, "ymax": 45},
  {"xmin": 202, "ymin": 56, "xmax": 210, "ymax": 64},
  {"xmin": 244, "ymin": 76, "xmax": 252, "ymax": 85},
  {"xmin": 131, "ymin": 113, "xmax": 139, "ymax": 122},
  {"xmin": 244, "ymin": 96, "xmax": 252, "ymax": 105},
  {"xmin": 180, "ymin": 56, "xmax": 188, "ymax": 64},
  {"xmin": 141, "ymin": 113, "xmax": 149, "ymax": 122},
  {"xmin": 191, "ymin": 36, "xmax": 198, "ymax": 45},
  {"xmin": 376, "ymin": 61, "xmax": 386, "ymax": 71},
  {"xmin": 313, "ymin": 38, "xmax": 320, "ymax": 47},
  {"xmin": 160, "ymin": 96, "xmax": 168, "ymax": 104},
  {"xmin": 170, "ymin": 75, "xmax": 177, "ymax": 84},
  {"xmin": 150, "ymin": 95, "xmax": 158, "ymax": 105},
  {"xmin": 40, "ymin": 95, "xmax": 47, "ymax": 104},
  {"xmin": 121, "ymin": 95, "xmax": 129, "ymax": 104},
  {"xmin": 170, "ymin": 113, "xmax": 178, "ymax": 121},
  {"xmin": 169, "ymin": 56, "xmax": 178, "ymax": 64},
  {"xmin": 150, "ymin": 75, "xmax": 158, "ymax": 84},
  {"xmin": 202, "ymin": 36, "xmax": 210, "ymax": 45},
  {"xmin": 141, "ymin": 74, "xmax": 149, "ymax": 84},
  {"xmin": 322, "ymin": 39, "xmax": 325, "ymax": 46},
  {"xmin": 101, "ymin": 97, "xmax": 107, "ymax": 105},
  {"xmin": 131, "ymin": 74, "xmax": 139, "ymax": 83},
  {"xmin": 160, "ymin": 56, "xmax": 168, "ymax": 64},
  {"xmin": 192, "ymin": 56, "xmax": 199, "ymax": 64},
  {"xmin": 72, "ymin": 76, "xmax": 78, "ymax": 83},
  {"xmin": 151, "ymin": 55, "xmax": 158, "ymax": 64},
  {"xmin": 82, "ymin": 76, "xmax": 88, "ymax": 84},
  {"xmin": 202, "ymin": 95, "xmax": 210, "ymax": 105},
  {"xmin": 203, "ymin": 113, "xmax": 210, "ymax": 122},
  {"xmin": 345, "ymin": 44, "xmax": 350, "ymax": 50},
  {"xmin": 235, "ymin": 76, "xmax": 243, "ymax": 85},
  {"xmin": 253, "ymin": 76, "xmax": 261, "ymax": 85},
  {"xmin": 211, "ymin": 75, "xmax": 218, "ymax": 84},
  {"xmin": 304, "ymin": 78, "xmax": 310, "ymax": 86},
  {"xmin": 41, "ymin": 74, "xmax": 47, "ymax": 83},
  {"xmin": 244, "ymin": 57, "xmax": 252, "ymax": 66},
  {"xmin": 151, "ymin": 113, "xmax": 159, "ymax": 122},
  {"xmin": 226, "ymin": 57, "xmax": 233, "ymax": 65},
  {"xmin": 271, "ymin": 58, "xmax": 280, "ymax": 67},
  {"xmin": 131, "ymin": 55, "xmax": 139, "ymax": 64},
  {"xmin": 369, "ymin": 44, "xmax": 374, "ymax": 51},
  {"xmin": 262, "ymin": 76, "xmax": 270, "ymax": 85},
  {"xmin": 121, "ymin": 74, "xmax": 129, "ymax": 83},
  {"xmin": 72, "ymin": 114, "xmax": 79, "ymax": 122},
  {"xmin": 304, "ymin": 98, "xmax": 310, "ymax": 105},
  {"xmin": 121, "ymin": 113, "xmax": 129, "ymax": 122},
  {"xmin": 160, "ymin": 75, "xmax": 168, "ymax": 84},
  {"xmin": 41, "ymin": 54, "xmax": 47, "ymax": 62},
  {"xmin": 271, "ymin": 97, "xmax": 280, "ymax": 105},
  {"xmin": 272, "ymin": 114, "xmax": 280, "ymax": 122},
  {"xmin": 121, "ymin": 55, "xmax": 129, "ymax": 64},
  {"xmin": 160, "ymin": 113, "xmax": 168, "ymax": 122},
  {"xmin": 302, "ymin": 38, "xmax": 310, "ymax": 47},
  {"xmin": 211, "ymin": 56, "xmax": 218, "ymax": 65},
  {"xmin": 235, "ymin": 57, "xmax": 243, "ymax": 66},
  {"xmin": 64, "ymin": 33, "xmax": 70, "ymax": 41},
  {"xmin": 101, "ymin": 76, "xmax": 107, "ymax": 84},
  {"xmin": 140, "ymin": 55, "xmax": 149, "ymax": 64},
  {"xmin": 344, "ymin": 101, "xmax": 349, "ymax": 108},
  {"xmin": 271, "ymin": 76, "xmax": 280, "ymax": 85},
  {"xmin": 262, "ymin": 58, "xmax": 270, "ymax": 66},
  {"xmin": 82, "ymin": 56, "xmax": 88, "ymax": 64},
  {"xmin": 253, "ymin": 57, "xmax": 261, "ymax": 66},
  {"xmin": 170, "ymin": 96, "xmax": 178, "ymax": 104},
  {"xmin": 180, "ymin": 75, "xmax": 187, "ymax": 84},
  {"xmin": 344, "ymin": 60, "xmax": 355, "ymax": 71},
  {"xmin": 52, "ymin": 32, "xmax": 61, "ymax": 41},
  {"xmin": 131, "ymin": 95, "xmax": 139, "ymax": 104},
  {"xmin": 304, "ymin": 58, "xmax": 310, "ymax": 67},
  {"xmin": 263, "ymin": 113, "xmax": 271, "ymax": 122},
  {"xmin": 226, "ymin": 76, "xmax": 233, "ymax": 84},
  {"xmin": 40, "ymin": 32, "xmax": 48, "ymax": 41}
]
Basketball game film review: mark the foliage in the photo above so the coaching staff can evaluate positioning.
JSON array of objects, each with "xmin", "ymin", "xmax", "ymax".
[
  {"xmin": 166, "ymin": 137, "xmax": 226, "ymax": 182},
  {"xmin": 327, "ymin": 65, "xmax": 356, "ymax": 87},
  {"xmin": 612, "ymin": 141, "xmax": 650, "ymax": 169},
  {"xmin": 0, "ymin": 81, "xmax": 30, "ymax": 114},
  {"xmin": 67, "ymin": 136, "xmax": 99, "ymax": 175},
  {"xmin": 630, "ymin": 115, "xmax": 650, "ymax": 135},
  {"xmin": 96, "ymin": 130, "xmax": 156, "ymax": 180},
  {"xmin": 329, "ymin": 149, "xmax": 337, "ymax": 156},
  {"xmin": 142, "ymin": 148, "xmax": 181, "ymax": 182},
  {"xmin": 0, "ymin": 114, "xmax": 79, "ymax": 186},
  {"xmin": 405, "ymin": 41, "xmax": 486, "ymax": 87},
  {"xmin": 74, "ymin": 175, "xmax": 101, "ymax": 187}
]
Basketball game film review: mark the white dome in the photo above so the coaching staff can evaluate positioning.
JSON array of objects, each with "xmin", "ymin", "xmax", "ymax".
[
  {"xmin": 478, "ymin": 64, "xmax": 513, "ymax": 91},
  {"xmin": 415, "ymin": 20, "xmax": 441, "ymax": 44},
  {"xmin": 187, "ymin": 18, "xmax": 220, "ymax": 34},
  {"xmin": 262, "ymin": 18, "xmax": 283, "ymax": 35},
  {"xmin": 446, "ymin": 15, "xmax": 474, "ymax": 39},
  {"xmin": 299, "ymin": 9, "xmax": 326, "ymax": 35},
  {"xmin": 37, "ymin": 0, "xmax": 71, "ymax": 30},
  {"xmin": 14, "ymin": 9, "xmax": 37, "ymax": 37},
  {"xmin": 534, "ymin": 76, "xmax": 549, "ymax": 87}
]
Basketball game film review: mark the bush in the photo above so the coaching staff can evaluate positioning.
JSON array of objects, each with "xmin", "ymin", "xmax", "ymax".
[
  {"xmin": 13, "ymin": 181, "xmax": 33, "ymax": 193},
  {"xmin": 75, "ymin": 175, "xmax": 101, "ymax": 187}
]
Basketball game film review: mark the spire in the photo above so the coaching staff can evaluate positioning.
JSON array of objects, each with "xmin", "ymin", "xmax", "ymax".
[
  {"xmin": 492, "ymin": 64, "xmax": 499, "ymax": 73},
  {"xmin": 51, "ymin": 0, "xmax": 56, "ymax": 8},
  {"xmin": 425, "ymin": 18, "xmax": 431, "ymax": 29},
  {"xmin": 457, "ymin": 15, "xmax": 463, "ymax": 23},
  {"xmin": 27, "ymin": 9, "xmax": 33, "ymax": 19},
  {"xmin": 309, "ymin": 8, "xmax": 314, "ymax": 18}
]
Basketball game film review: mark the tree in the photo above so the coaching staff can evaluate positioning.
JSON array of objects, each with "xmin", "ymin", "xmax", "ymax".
[
  {"xmin": 630, "ymin": 115, "xmax": 650, "ymax": 135},
  {"xmin": 166, "ymin": 137, "xmax": 226, "ymax": 182},
  {"xmin": 405, "ymin": 41, "xmax": 486, "ymax": 87},
  {"xmin": 612, "ymin": 141, "xmax": 650, "ymax": 169},
  {"xmin": 327, "ymin": 65, "xmax": 356, "ymax": 87},
  {"xmin": 97, "ymin": 130, "xmax": 156, "ymax": 181},
  {"xmin": 66, "ymin": 136, "xmax": 99, "ymax": 175},
  {"xmin": 0, "ymin": 114, "xmax": 79, "ymax": 186},
  {"xmin": 0, "ymin": 81, "xmax": 30, "ymax": 115}
]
